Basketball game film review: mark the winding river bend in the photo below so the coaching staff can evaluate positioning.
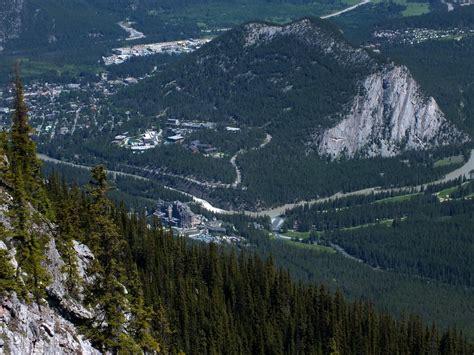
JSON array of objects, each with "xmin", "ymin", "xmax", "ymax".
[{"xmin": 39, "ymin": 149, "xmax": 474, "ymax": 219}]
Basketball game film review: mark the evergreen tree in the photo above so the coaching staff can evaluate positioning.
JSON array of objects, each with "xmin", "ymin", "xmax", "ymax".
[
  {"xmin": 47, "ymin": 175, "xmax": 81, "ymax": 296},
  {"xmin": 8, "ymin": 64, "xmax": 51, "ymax": 217},
  {"xmin": 126, "ymin": 265, "xmax": 161, "ymax": 353},
  {"xmin": 84, "ymin": 165, "xmax": 139, "ymax": 352},
  {"xmin": 0, "ymin": 226, "xmax": 18, "ymax": 294},
  {"xmin": 6, "ymin": 66, "xmax": 50, "ymax": 305}
]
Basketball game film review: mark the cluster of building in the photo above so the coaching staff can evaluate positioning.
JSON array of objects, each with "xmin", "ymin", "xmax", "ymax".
[
  {"xmin": 164, "ymin": 118, "xmax": 223, "ymax": 155},
  {"xmin": 113, "ymin": 129, "xmax": 162, "ymax": 151},
  {"xmin": 0, "ymin": 74, "xmax": 145, "ymax": 141},
  {"xmin": 372, "ymin": 27, "xmax": 474, "ymax": 45},
  {"xmin": 455, "ymin": 0, "xmax": 474, "ymax": 5},
  {"xmin": 103, "ymin": 38, "xmax": 211, "ymax": 65},
  {"xmin": 154, "ymin": 200, "xmax": 244, "ymax": 245},
  {"xmin": 166, "ymin": 118, "xmax": 216, "ymax": 131},
  {"xmin": 186, "ymin": 140, "xmax": 217, "ymax": 154}
]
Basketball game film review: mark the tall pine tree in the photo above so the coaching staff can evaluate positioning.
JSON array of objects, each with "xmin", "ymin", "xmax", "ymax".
[
  {"xmin": 7, "ymin": 65, "xmax": 50, "ymax": 305},
  {"xmin": 84, "ymin": 165, "xmax": 142, "ymax": 352}
]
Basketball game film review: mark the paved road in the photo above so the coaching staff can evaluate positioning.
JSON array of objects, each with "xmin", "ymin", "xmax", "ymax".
[
  {"xmin": 118, "ymin": 21, "xmax": 146, "ymax": 41},
  {"xmin": 119, "ymin": 132, "xmax": 273, "ymax": 190},
  {"xmin": 321, "ymin": 0, "xmax": 371, "ymax": 19},
  {"xmin": 39, "ymin": 149, "xmax": 474, "ymax": 219},
  {"xmin": 38, "ymin": 154, "xmax": 150, "ymax": 181},
  {"xmin": 230, "ymin": 133, "xmax": 272, "ymax": 188}
]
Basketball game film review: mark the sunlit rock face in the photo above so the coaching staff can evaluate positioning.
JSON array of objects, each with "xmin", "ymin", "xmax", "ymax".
[{"xmin": 316, "ymin": 65, "xmax": 467, "ymax": 158}]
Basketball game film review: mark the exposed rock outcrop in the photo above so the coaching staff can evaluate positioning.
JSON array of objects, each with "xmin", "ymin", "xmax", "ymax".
[
  {"xmin": 315, "ymin": 65, "xmax": 468, "ymax": 158},
  {"xmin": 0, "ymin": 189, "xmax": 99, "ymax": 355},
  {"xmin": 0, "ymin": 292, "xmax": 98, "ymax": 355},
  {"xmin": 243, "ymin": 19, "xmax": 371, "ymax": 66}
]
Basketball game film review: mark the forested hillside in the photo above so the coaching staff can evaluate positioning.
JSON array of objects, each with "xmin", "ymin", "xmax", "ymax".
[
  {"xmin": 334, "ymin": 6, "xmax": 474, "ymax": 135},
  {"xmin": 1, "ymin": 71, "xmax": 473, "ymax": 353},
  {"xmin": 283, "ymin": 181, "xmax": 474, "ymax": 286}
]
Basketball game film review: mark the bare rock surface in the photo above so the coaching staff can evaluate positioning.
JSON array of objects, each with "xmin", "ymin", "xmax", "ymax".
[
  {"xmin": 315, "ymin": 65, "xmax": 467, "ymax": 158},
  {"xmin": 0, "ymin": 188, "xmax": 99, "ymax": 354}
]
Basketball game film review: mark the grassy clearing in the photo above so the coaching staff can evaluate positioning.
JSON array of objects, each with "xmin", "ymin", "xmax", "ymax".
[
  {"xmin": 373, "ymin": 193, "xmax": 420, "ymax": 204},
  {"xmin": 437, "ymin": 186, "xmax": 459, "ymax": 200},
  {"xmin": 340, "ymin": 219, "xmax": 394, "ymax": 231},
  {"xmin": 372, "ymin": 0, "xmax": 430, "ymax": 17},
  {"xmin": 280, "ymin": 238, "xmax": 336, "ymax": 253},
  {"xmin": 155, "ymin": 1, "xmax": 357, "ymax": 32},
  {"xmin": 14, "ymin": 58, "xmax": 102, "ymax": 82},
  {"xmin": 436, "ymin": 182, "xmax": 470, "ymax": 201},
  {"xmin": 282, "ymin": 230, "xmax": 311, "ymax": 240},
  {"xmin": 401, "ymin": 2, "xmax": 430, "ymax": 16},
  {"xmin": 434, "ymin": 155, "xmax": 465, "ymax": 168}
]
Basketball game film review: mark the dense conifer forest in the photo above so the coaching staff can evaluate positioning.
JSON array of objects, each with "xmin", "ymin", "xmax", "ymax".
[{"xmin": 1, "ymin": 71, "xmax": 473, "ymax": 353}]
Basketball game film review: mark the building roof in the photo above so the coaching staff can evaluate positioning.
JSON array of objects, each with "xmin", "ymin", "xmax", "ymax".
[{"xmin": 167, "ymin": 134, "xmax": 184, "ymax": 141}]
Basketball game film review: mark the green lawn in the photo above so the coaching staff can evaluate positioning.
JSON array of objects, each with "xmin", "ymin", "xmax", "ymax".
[
  {"xmin": 434, "ymin": 155, "xmax": 465, "ymax": 168},
  {"xmin": 339, "ymin": 219, "xmax": 394, "ymax": 231},
  {"xmin": 373, "ymin": 193, "xmax": 420, "ymax": 204},
  {"xmin": 401, "ymin": 2, "xmax": 430, "ymax": 16},
  {"xmin": 372, "ymin": 0, "xmax": 431, "ymax": 17},
  {"xmin": 280, "ymin": 238, "xmax": 336, "ymax": 253},
  {"xmin": 154, "ymin": 1, "xmax": 358, "ymax": 33},
  {"xmin": 436, "ymin": 182, "xmax": 470, "ymax": 201},
  {"xmin": 282, "ymin": 230, "xmax": 312, "ymax": 240}
]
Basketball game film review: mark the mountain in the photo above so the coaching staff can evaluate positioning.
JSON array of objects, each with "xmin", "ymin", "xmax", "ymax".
[
  {"xmin": 0, "ymin": 0, "xmax": 23, "ymax": 50},
  {"xmin": 121, "ymin": 17, "xmax": 466, "ymax": 159},
  {"xmin": 0, "ymin": 0, "xmax": 130, "ymax": 52},
  {"xmin": 0, "ymin": 226, "xmax": 99, "ymax": 354},
  {"xmin": 314, "ymin": 65, "xmax": 467, "ymax": 158},
  {"xmin": 3, "ymin": 176, "xmax": 473, "ymax": 354},
  {"xmin": 2, "ymin": 46, "xmax": 474, "ymax": 354}
]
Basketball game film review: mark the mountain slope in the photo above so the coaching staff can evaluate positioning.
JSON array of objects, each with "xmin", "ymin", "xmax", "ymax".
[
  {"xmin": 0, "ymin": 0, "xmax": 23, "ymax": 49},
  {"xmin": 314, "ymin": 65, "xmax": 467, "ymax": 158},
  {"xmin": 121, "ymin": 17, "xmax": 466, "ymax": 158},
  {"xmin": 0, "ymin": 0, "xmax": 126, "ymax": 52},
  {"xmin": 122, "ymin": 18, "xmax": 374, "ymax": 130},
  {"xmin": 0, "ymin": 188, "xmax": 99, "ymax": 354}
]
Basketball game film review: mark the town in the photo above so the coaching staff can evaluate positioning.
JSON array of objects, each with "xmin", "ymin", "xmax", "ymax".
[
  {"xmin": 0, "ymin": 73, "xmax": 145, "ymax": 140},
  {"xmin": 103, "ymin": 38, "xmax": 211, "ymax": 65},
  {"xmin": 372, "ymin": 27, "xmax": 474, "ymax": 45}
]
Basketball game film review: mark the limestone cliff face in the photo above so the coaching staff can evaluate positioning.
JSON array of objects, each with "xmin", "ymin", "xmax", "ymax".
[
  {"xmin": 315, "ymin": 65, "xmax": 467, "ymax": 158},
  {"xmin": 0, "ymin": 189, "xmax": 99, "ymax": 355}
]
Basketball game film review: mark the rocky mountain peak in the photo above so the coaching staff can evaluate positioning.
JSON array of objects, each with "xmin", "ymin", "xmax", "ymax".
[
  {"xmin": 313, "ymin": 65, "xmax": 469, "ymax": 158},
  {"xmin": 120, "ymin": 17, "xmax": 467, "ymax": 160},
  {"xmin": 241, "ymin": 18, "xmax": 372, "ymax": 66}
]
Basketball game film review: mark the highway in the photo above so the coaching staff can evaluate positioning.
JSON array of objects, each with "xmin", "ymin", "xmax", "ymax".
[
  {"xmin": 321, "ymin": 0, "xmax": 371, "ymax": 19},
  {"xmin": 39, "ymin": 149, "xmax": 474, "ymax": 220}
]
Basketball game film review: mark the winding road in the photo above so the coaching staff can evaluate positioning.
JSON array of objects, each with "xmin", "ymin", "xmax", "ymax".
[
  {"xmin": 321, "ymin": 0, "xmax": 371, "ymax": 19},
  {"xmin": 230, "ymin": 133, "xmax": 272, "ymax": 188},
  {"xmin": 39, "ymin": 149, "xmax": 474, "ymax": 219},
  {"xmin": 126, "ymin": 133, "xmax": 272, "ymax": 190},
  {"xmin": 118, "ymin": 21, "xmax": 146, "ymax": 41}
]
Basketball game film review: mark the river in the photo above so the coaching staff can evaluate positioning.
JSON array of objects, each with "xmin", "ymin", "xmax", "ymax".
[{"xmin": 39, "ymin": 149, "xmax": 474, "ymax": 219}]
